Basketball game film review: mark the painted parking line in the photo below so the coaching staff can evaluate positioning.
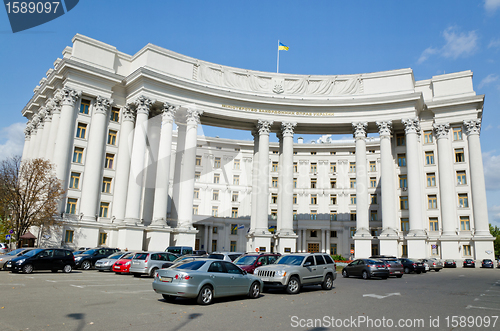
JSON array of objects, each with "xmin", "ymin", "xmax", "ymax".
[
  {"xmin": 0, "ymin": 283, "xmax": 25, "ymax": 286},
  {"xmin": 70, "ymin": 283, "xmax": 150, "ymax": 288},
  {"xmin": 466, "ymin": 305, "xmax": 500, "ymax": 311},
  {"xmin": 362, "ymin": 292, "xmax": 401, "ymax": 299},
  {"xmin": 101, "ymin": 289, "xmax": 153, "ymax": 294}
]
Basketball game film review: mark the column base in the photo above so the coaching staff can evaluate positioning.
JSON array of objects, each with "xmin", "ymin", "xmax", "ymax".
[
  {"xmin": 124, "ymin": 218, "xmax": 143, "ymax": 226},
  {"xmin": 144, "ymin": 226, "xmax": 172, "ymax": 251},
  {"xmin": 150, "ymin": 217, "xmax": 169, "ymax": 227},
  {"xmin": 439, "ymin": 237, "xmax": 460, "ymax": 260},
  {"xmin": 246, "ymin": 231, "xmax": 273, "ymax": 253},
  {"xmin": 406, "ymin": 236, "xmax": 427, "ymax": 259},
  {"xmin": 275, "ymin": 232, "xmax": 298, "ymax": 254},
  {"xmin": 116, "ymin": 225, "xmax": 145, "ymax": 251},
  {"xmin": 379, "ymin": 237, "xmax": 399, "ymax": 257},
  {"xmin": 172, "ymin": 228, "xmax": 198, "ymax": 248},
  {"xmin": 472, "ymin": 236, "xmax": 495, "ymax": 260},
  {"xmin": 353, "ymin": 235, "xmax": 373, "ymax": 259}
]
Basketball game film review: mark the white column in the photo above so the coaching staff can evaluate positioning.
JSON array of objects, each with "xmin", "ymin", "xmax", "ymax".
[
  {"xmin": 297, "ymin": 229, "xmax": 302, "ymax": 252},
  {"xmin": 321, "ymin": 229, "xmax": 326, "ymax": 253},
  {"xmin": 111, "ymin": 106, "xmax": 135, "ymax": 223},
  {"xmin": 27, "ymin": 120, "xmax": 37, "ymax": 159},
  {"xmin": 171, "ymin": 124, "xmax": 186, "ymax": 220},
  {"xmin": 302, "ymin": 229, "xmax": 307, "ymax": 252},
  {"xmin": 204, "ymin": 225, "xmax": 209, "ymax": 251},
  {"xmin": 208, "ymin": 225, "xmax": 213, "ymax": 253},
  {"xmin": 277, "ymin": 133, "xmax": 283, "ymax": 233},
  {"xmin": 151, "ymin": 103, "xmax": 177, "ymax": 226},
  {"xmin": 326, "ymin": 229, "xmax": 331, "ymax": 254},
  {"xmin": 79, "ymin": 96, "xmax": 112, "ymax": 221},
  {"xmin": 32, "ymin": 115, "xmax": 43, "ymax": 159},
  {"xmin": 124, "ymin": 96, "xmax": 154, "ymax": 224},
  {"xmin": 39, "ymin": 108, "xmax": 52, "ymax": 159},
  {"xmin": 250, "ymin": 129, "xmax": 259, "ymax": 232},
  {"xmin": 257, "ymin": 120, "xmax": 273, "ymax": 232},
  {"xmin": 21, "ymin": 124, "xmax": 32, "ymax": 161},
  {"xmin": 46, "ymin": 95, "xmax": 61, "ymax": 161}
]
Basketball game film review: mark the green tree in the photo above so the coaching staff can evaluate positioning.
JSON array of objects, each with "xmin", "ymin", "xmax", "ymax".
[{"xmin": 489, "ymin": 224, "xmax": 500, "ymax": 258}]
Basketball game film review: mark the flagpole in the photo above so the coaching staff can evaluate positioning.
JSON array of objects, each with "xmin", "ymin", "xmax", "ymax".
[{"xmin": 277, "ymin": 39, "xmax": 280, "ymax": 73}]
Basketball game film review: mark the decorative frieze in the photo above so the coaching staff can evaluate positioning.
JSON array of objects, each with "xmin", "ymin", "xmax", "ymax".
[
  {"xmin": 257, "ymin": 120, "xmax": 273, "ymax": 135},
  {"xmin": 463, "ymin": 119, "xmax": 481, "ymax": 136},
  {"xmin": 352, "ymin": 122, "xmax": 367, "ymax": 139},
  {"xmin": 432, "ymin": 123, "xmax": 450, "ymax": 139},
  {"xmin": 402, "ymin": 118, "xmax": 421, "ymax": 135},
  {"xmin": 376, "ymin": 120, "xmax": 392, "ymax": 137}
]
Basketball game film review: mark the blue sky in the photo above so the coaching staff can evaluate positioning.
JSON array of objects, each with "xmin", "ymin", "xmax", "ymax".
[{"xmin": 1, "ymin": 1, "xmax": 500, "ymax": 225}]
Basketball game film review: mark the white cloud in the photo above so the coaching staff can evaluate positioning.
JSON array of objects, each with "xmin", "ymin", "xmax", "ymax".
[
  {"xmin": 417, "ymin": 47, "xmax": 439, "ymax": 64},
  {"xmin": 484, "ymin": 124, "xmax": 493, "ymax": 131},
  {"xmin": 0, "ymin": 122, "xmax": 26, "ymax": 161},
  {"xmin": 489, "ymin": 205, "xmax": 500, "ymax": 227},
  {"xmin": 418, "ymin": 27, "xmax": 478, "ymax": 63},
  {"xmin": 483, "ymin": 151, "xmax": 500, "ymax": 191},
  {"xmin": 485, "ymin": 0, "xmax": 500, "ymax": 12},
  {"xmin": 488, "ymin": 38, "xmax": 500, "ymax": 49},
  {"xmin": 478, "ymin": 74, "xmax": 499, "ymax": 89}
]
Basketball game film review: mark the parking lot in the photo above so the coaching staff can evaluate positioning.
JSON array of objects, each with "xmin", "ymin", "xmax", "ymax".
[{"xmin": 1, "ymin": 267, "xmax": 499, "ymax": 330}]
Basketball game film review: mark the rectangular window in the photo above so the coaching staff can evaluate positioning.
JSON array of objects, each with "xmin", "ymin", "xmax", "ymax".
[
  {"xmin": 330, "ymin": 162, "xmax": 337, "ymax": 173},
  {"xmin": 233, "ymin": 159, "xmax": 240, "ymax": 170},
  {"xmin": 396, "ymin": 133, "xmax": 406, "ymax": 146},
  {"xmin": 453, "ymin": 127, "xmax": 463, "ymax": 141},
  {"xmin": 330, "ymin": 231, "xmax": 337, "ymax": 238},
  {"xmin": 350, "ymin": 213, "xmax": 356, "ymax": 221},
  {"xmin": 331, "ymin": 151, "xmax": 336, "ymax": 155},
  {"xmin": 195, "ymin": 172, "xmax": 200, "ymax": 181},
  {"xmin": 425, "ymin": 151, "xmax": 435, "ymax": 165},
  {"xmin": 272, "ymin": 177, "xmax": 278, "ymax": 188},
  {"xmin": 105, "ymin": 154, "xmax": 114, "ymax": 169},
  {"xmin": 330, "ymin": 179, "xmax": 336, "ymax": 188},
  {"xmin": 271, "ymin": 209, "xmax": 278, "ymax": 219},
  {"xmin": 399, "ymin": 175, "xmax": 407, "ymax": 188},
  {"xmin": 293, "ymin": 210, "xmax": 297, "ymax": 220},
  {"xmin": 232, "ymin": 191, "xmax": 238, "ymax": 202},
  {"xmin": 70, "ymin": 172, "xmax": 80, "ymax": 189},
  {"xmin": 293, "ymin": 162, "xmax": 298, "ymax": 172},
  {"xmin": 193, "ymin": 188, "xmax": 200, "ymax": 199},
  {"xmin": 73, "ymin": 147, "xmax": 84, "ymax": 163},
  {"xmin": 76, "ymin": 123, "xmax": 87, "ymax": 139},
  {"xmin": 293, "ymin": 178, "xmax": 297, "ymax": 188},
  {"xmin": 230, "ymin": 241, "xmax": 237, "ymax": 252},
  {"xmin": 424, "ymin": 130, "xmax": 433, "ymax": 144},
  {"xmin": 330, "ymin": 194, "xmax": 337, "ymax": 205},
  {"xmin": 271, "ymin": 193, "xmax": 278, "ymax": 204},
  {"xmin": 463, "ymin": 244, "xmax": 471, "ymax": 256},
  {"xmin": 457, "ymin": 171, "xmax": 467, "ymax": 185},
  {"xmin": 196, "ymin": 155, "xmax": 202, "ymax": 166},
  {"xmin": 212, "ymin": 190, "xmax": 219, "ymax": 200},
  {"xmin": 428, "ymin": 195, "xmax": 437, "ymax": 209},
  {"xmin": 107, "ymin": 130, "xmax": 117, "ymax": 145},
  {"xmin": 370, "ymin": 177, "xmax": 377, "ymax": 188},
  {"xmin": 214, "ymin": 157, "xmax": 221, "ymax": 168},
  {"xmin": 98, "ymin": 232, "xmax": 107, "ymax": 245},
  {"xmin": 400, "ymin": 196, "xmax": 408, "ymax": 210},
  {"xmin": 80, "ymin": 100, "xmax": 90, "ymax": 114},
  {"xmin": 350, "ymin": 178, "xmax": 356, "ymax": 188},
  {"xmin": 102, "ymin": 177, "xmax": 112, "ymax": 193},
  {"xmin": 310, "ymin": 230, "xmax": 317, "ymax": 237},
  {"xmin": 64, "ymin": 230, "xmax": 74, "ymax": 243},
  {"xmin": 330, "ymin": 211, "xmax": 337, "ymax": 221},
  {"xmin": 110, "ymin": 107, "xmax": 120, "ymax": 122},
  {"xmin": 350, "ymin": 227, "xmax": 356, "ymax": 237},
  {"xmin": 310, "ymin": 210, "xmax": 317, "ymax": 220},
  {"xmin": 458, "ymin": 193, "xmax": 469, "ymax": 208},
  {"xmin": 350, "ymin": 194, "xmax": 356, "ymax": 205},
  {"xmin": 310, "ymin": 163, "xmax": 317, "ymax": 173},
  {"xmin": 427, "ymin": 173, "xmax": 436, "ymax": 187},
  {"xmin": 212, "ymin": 206, "xmax": 218, "ymax": 217},
  {"xmin": 99, "ymin": 202, "xmax": 109, "ymax": 218},
  {"xmin": 455, "ymin": 148, "xmax": 465, "ymax": 163},
  {"xmin": 401, "ymin": 218, "xmax": 409, "ymax": 231},
  {"xmin": 311, "ymin": 151, "xmax": 316, "ymax": 155},
  {"xmin": 193, "ymin": 205, "xmax": 198, "ymax": 215},
  {"xmin": 66, "ymin": 198, "xmax": 77, "ymax": 214},
  {"xmin": 233, "ymin": 175, "xmax": 239, "ymax": 185},
  {"xmin": 371, "ymin": 194, "xmax": 377, "ymax": 204},
  {"xmin": 402, "ymin": 244, "xmax": 408, "ymax": 257},
  {"xmin": 231, "ymin": 207, "xmax": 238, "ymax": 218},
  {"xmin": 429, "ymin": 218, "xmax": 438, "ymax": 231},
  {"xmin": 214, "ymin": 174, "xmax": 220, "ymax": 184},
  {"xmin": 398, "ymin": 153, "xmax": 406, "ymax": 167},
  {"xmin": 331, "ymin": 243, "xmax": 338, "ymax": 255},
  {"xmin": 311, "ymin": 178, "xmax": 317, "ymax": 188},
  {"xmin": 213, "ymin": 227, "xmax": 218, "ymax": 234},
  {"xmin": 310, "ymin": 194, "xmax": 317, "ymax": 205},
  {"xmin": 272, "ymin": 161, "xmax": 278, "ymax": 172},
  {"xmin": 293, "ymin": 194, "xmax": 297, "ymax": 204},
  {"xmin": 349, "ymin": 162, "xmax": 356, "ymax": 173},
  {"xmin": 460, "ymin": 216, "xmax": 470, "ymax": 231},
  {"xmin": 369, "ymin": 161, "xmax": 376, "ymax": 172},
  {"xmin": 370, "ymin": 211, "xmax": 378, "ymax": 221},
  {"xmin": 212, "ymin": 240, "xmax": 217, "ymax": 253}
]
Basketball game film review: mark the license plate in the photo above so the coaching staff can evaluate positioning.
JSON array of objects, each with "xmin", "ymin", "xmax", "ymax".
[
  {"xmin": 160, "ymin": 277, "xmax": 172, "ymax": 282},
  {"xmin": 377, "ymin": 267, "xmax": 385, "ymax": 269},
  {"xmin": 394, "ymin": 271, "xmax": 401, "ymax": 273}
]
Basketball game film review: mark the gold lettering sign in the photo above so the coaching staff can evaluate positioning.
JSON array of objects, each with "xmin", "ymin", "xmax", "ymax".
[{"xmin": 221, "ymin": 104, "xmax": 333, "ymax": 117}]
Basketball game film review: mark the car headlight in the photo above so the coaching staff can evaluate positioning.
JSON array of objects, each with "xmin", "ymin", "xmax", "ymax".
[
  {"xmin": 16, "ymin": 259, "xmax": 25, "ymax": 264},
  {"xmin": 275, "ymin": 270, "xmax": 286, "ymax": 277},
  {"xmin": 125, "ymin": 261, "xmax": 131, "ymax": 266}
]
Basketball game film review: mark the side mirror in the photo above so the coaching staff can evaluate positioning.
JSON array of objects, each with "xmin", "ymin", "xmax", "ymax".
[{"xmin": 304, "ymin": 261, "xmax": 312, "ymax": 267}]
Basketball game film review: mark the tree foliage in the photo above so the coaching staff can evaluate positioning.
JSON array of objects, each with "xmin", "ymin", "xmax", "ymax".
[
  {"xmin": 0, "ymin": 156, "xmax": 64, "ymax": 247},
  {"xmin": 489, "ymin": 224, "xmax": 500, "ymax": 258}
]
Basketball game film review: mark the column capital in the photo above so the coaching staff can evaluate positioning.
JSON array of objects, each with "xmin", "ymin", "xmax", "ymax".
[
  {"xmin": 162, "ymin": 102, "xmax": 178, "ymax": 123},
  {"xmin": 31, "ymin": 114, "xmax": 40, "ymax": 128},
  {"xmin": 463, "ymin": 119, "xmax": 481, "ymax": 136},
  {"xmin": 281, "ymin": 121, "xmax": 297, "ymax": 137},
  {"xmin": 61, "ymin": 86, "xmax": 81, "ymax": 106},
  {"xmin": 135, "ymin": 95, "xmax": 155, "ymax": 116},
  {"xmin": 186, "ymin": 106, "xmax": 203, "ymax": 125},
  {"xmin": 432, "ymin": 122, "xmax": 450, "ymax": 139},
  {"xmin": 376, "ymin": 120, "xmax": 392, "ymax": 137},
  {"xmin": 257, "ymin": 120, "xmax": 273, "ymax": 135},
  {"xmin": 94, "ymin": 96, "xmax": 113, "ymax": 115},
  {"xmin": 122, "ymin": 105, "xmax": 135, "ymax": 122},
  {"xmin": 24, "ymin": 123, "xmax": 33, "ymax": 139},
  {"xmin": 402, "ymin": 118, "xmax": 421, "ymax": 135},
  {"xmin": 352, "ymin": 122, "xmax": 367, "ymax": 139}
]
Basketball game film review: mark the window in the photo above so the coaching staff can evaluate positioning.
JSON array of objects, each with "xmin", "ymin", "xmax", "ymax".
[
  {"xmin": 425, "ymin": 151, "xmax": 435, "ymax": 165},
  {"xmin": 371, "ymin": 194, "xmax": 377, "ymax": 204},
  {"xmin": 310, "ymin": 163, "xmax": 317, "ymax": 173},
  {"xmin": 424, "ymin": 130, "xmax": 433, "ymax": 144},
  {"xmin": 214, "ymin": 157, "xmax": 221, "ymax": 168},
  {"xmin": 453, "ymin": 127, "xmax": 463, "ymax": 141},
  {"xmin": 399, "ymin": 175, "xmax": 407, "ymax": 189},
  {"xmin": 272, "ymin": 161, "xmax": 278, "ymax": 172},
  {"xmin": 232, "ymin": 191, "xmax": 238, "ymax": 202},
  {"xmin": 370, "ymin": 211, "xmax": 378, "ymax": 221},
  {"xmin": 310, "ymin": 194, "xmax": 317, "ymax": 205},
  {"xmin": 427, "ymin": 173, "xmax": 436, "ymax": 187},
  {"xmin": 429, "ymin": 218, "xmax": 438, "ymax": 231},
  {"xmin": 64, "ymin": 230, "xmax": 74, "ymax": 243},
  {"xmin": 349, "ymin": 162, "xmax": 356, "ymax": 173},
  {"xmin": 401, "ymin": 218, "xmax": 409, "ymax": 231},
  {"xmin": 105, "ymin": 154, "xmax": 114, "ymax": 169},
  {"xmin": 350, "ymin": 213, "xmax": 356, "ymax": 221},
  {"xmin": 330, "ymin": 179, "xmax": 336, "ymax": 188},
  {"xmin": 70, "ymin": 172, "xmax": 80, "ymax": 189},
  {"xmin": 272, "ymin": 177, "xmax": 278, "ymax": 188},
  {"xmin": 396, "ymin": 133, "xmax": 405, "ymax": 146},
  {"xmin": 80, "ymin": 99, "xmax": 90, "ymax": 114},
  {"xmin": 330, "ymin": 194, "xmax": 337, "ymax": 205},
  {"xmin": 311, "ymin": 178, "xmax": 317, "ymax": 188},
  {"xmin": 331, "ymin": 151, "xmax": 336, "ymax": 155},
  {"xmin": 234, "ymin": 148, "xmax": 240, "ymax": 152},
  {"xmin": 272, "ymin": 150, "xmax": 278, "ymax": 154},
  {"xmin": 102, "ymin": 177, "xmax": 112, "ymax": 193},
  {"xmin": 230, "ymin": 241, "xmax": 237, "ymax": 252},
  {"xmin": 293, "ymin": 178, "xmax": 297, "ymax": 188},
  {"xmin": 330, "ymin": 211, "xmax": 337, "ymax": 221},
  {"xmin": 231, "ymin": 206, "xmax": 238, "ymax": 218},
  {"xmin": 330, "ymin": 231, "xmax": 337, "ymax": 238},
  {"xmin": 217, "ymin": 146, "xmax": 222, "ymax": 150},
  {"xmin": 310, "ymin": 210, "xmax": 317, "ymax": 220},
  {"xmin": 457, "ymin": 171, "xmax": 467, "ymax": 185},
  {"xmin": 311, "ymin": 151, "xmax": 317, "ymax": 155},
  {"xmin": 271, "ymin": 210, "xmax": 277, "ymax": 219},
  {"xmin": 455, "ymin": 148, "xmax": 465, "ymax": 163},
  {"xmin": 350, "ymin": 227, "xmax": 356, "ymax": 237},
  {"xmin": 293, "ymin": 210, "xmax": 297, "ymax": 220},
  {"xmin": 212, "ymin": 190, "xmax": 219, "ymax": 200},
  {"xmin": 233, "ymin": 159, "xmax": 240, "ymax": 169},
  {"xmin": 66, "ymin": 198, "xmax": 77, "ymax": 214},
  {"xmin": 195, "ymin": 172, "xmax": 200, "ymax": 181},
  {"xmin": 330, "ymin": 162, "xmax": 336, "ymax": 173},
  {"xmin": 107, "ymin": 130, "xmax": 117, "ymax": 145},
  {"xmin": 110, "ymin": 107, "xmax": 119, "ymax": 122},
  {"xmin": 458, "ymin": 193, "xmax": 469, "ymax": 208},
  {"xmin": 76, "ymin": 123, "xmax": 87, "ymax": 139},
  {"xmin": 214, "ymin": 174, "xmax": 220, "ymax": 184},
  {"xmin": 402, "ymin": 244, "xmax": 408, "ymax": 257},
  {"xmin": 212, "ymin": 206, "xmax": 218, "ymax": 217},
  {"xmin": 293, "ymin": 194, "xmax": 297, "ymax": 204},
  {"xmin": 196, "ymin": 155, "xmax": 202, "ymax": 166},
  {"xmin": 233, "ymin": 175, "xmax": 239, "ymax": 185},
  {"xmin": 293, "ymin": 162, "xmax": 298, "ymax": 172},
  {"xmin": 331, "ymin": 243, "xmax": 337, "ymax": 255},
  {"xmin": 193, "ymin": 205, "xmax": 198, "ymax": 215},
  {"xmin": 369, "ymin": 161, "xmax": 376, "ymax": 172},
  {"xmin": 193, "ymin": 188, "xmax": 200, "ymax": 199},
  {"xmin": 73, "ymin": 147, "xmax": 83, "ymax": 163},
  {"xmin": 98, "ymin": 232, "xmax": 107, "ymax": 246},
  {"xmin": 400, "ymin": 196, "xmax": 408, "ymax": 210},
  {"xmin": 213, "ymin": 227, "xmax": 218, "ymax": 234},
  {"xmin": 212, "ymin": 240, "xmax": 217, "ymax": 252},
  {"xmin": 99, "ymin": 202, "xmax": 109, "ymax": 218},
  {"xmin": 428, "ymin": 195, "xmax": 437, "ymax": 209},
  {"xmin": 350, "ymin": 178, "xmax": 356, "ymax": 188},
  {"xmin": 463, "ymin": 244, "xmax": 471, "ymax": 256},
  {"xmin": 397, "ymin": 153, "xmax": 406, "ymax": 167},
  {"xmin": 350, "ymin": 194, "xmax": 356, "ymax": 205},
  {"xmin": 370, "ymin": 177, "xmax": 376, "ymax": 188},
  {"xmin": 271, "ymin": 194, "xmax": 278, "ymax": 204},
  {"xmin": 460, "ymin": 216, "xmax": 470, "ymax": 230}
]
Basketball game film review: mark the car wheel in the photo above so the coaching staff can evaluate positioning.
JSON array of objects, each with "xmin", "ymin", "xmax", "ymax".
[
  {"xmin": 435, "ymin": 269, "xmax": 440, "ymax": 272},
  {"xmin": 162, "ymin": 294, "xmax": 176, "ymax": 302},
  {"xmin": 362, "ymin": 271, "xmax": 369, "ymax": 280},
  {"xmin": 404, "ymin": 267, "xmax": 410, "ymax": 274},
  {"xmin": 81, "ymin": 260, "xmax": 91, "ymax": 270},
  {"xmin": 149, "ymin": 268, "xmax": 158, "ymax": 278},
  {"xmin": 396, "ymin": 275, "xmax": 403, "ymax": 278},
  {"xmin": 22, "ymin": 264, "xmax": 33, "ymax": 274},
  {"xmin": 342, "ymin": 269, "xmax": 349, "ymax": 278},
  {"xmin": 286, "ymin": 276, "xmax": 301, "ymax": 294},
  {"xmin": 3, "ymin": 264, "xmax": 8, "ymax": 271},
  {"xmin": 63, "ymin": 264, "xmax": 72, "ymax": 273},
  {"xmin": 322, "ymin": 274, "xmax": 334, "ymax": 290},
  {"xmin": 248, "ymin": 282, "xmax": 260, "ymax": 299},
  {"xmin": 197, "ymin": 285, "xmax": 214, "ymax": 305}
]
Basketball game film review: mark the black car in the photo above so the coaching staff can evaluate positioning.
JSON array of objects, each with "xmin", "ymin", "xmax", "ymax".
[
  {"xmin": 398, "ymin": 258, "xmax": 426, "ymax": 274},
  {"xmin": 481, "ymin": 259, "xmax": 494, "ymax": 268},
  {"xmin": 6, "ymin": 248, "xmax": 75, "ymax": 274},
  {"xmin": 74, "ymin": 248, "xmax": 120, "ymax": 270},
  {"xmin": 341, "ymin": 259, "xmax": 389, "ymax": 280},
  {"xmin": 463, "ymin": 259, "xmax": 475, "ymax": 268},
  {"xmin": 444, "ymin": 260, "xmax": 457, "ymax": 268}
]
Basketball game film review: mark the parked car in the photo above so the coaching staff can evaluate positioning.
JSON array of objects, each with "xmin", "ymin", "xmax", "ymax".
[
  {"xmin": 342, "ymin": 259, "xmax": 389, "ymax": 280},
  {"xmin": 481, "ymin": 259, "xmax": 494, "ymax": 268},
  {"xmin": 5, "ymin": 248, "xmax": 75, "ymax": 273},
  {"xmin": 112, "ymin": 252, "xmax": 135, "ymax": 274},
  {"xmin": 444, "ymin": 260, "xmax": 457, "ymax": 268},
  {"xmin": 254, "ymin": 253, "xmax": 336, "ymax": 294},
  {"xmin": 193, "ymin": 250, "xmax": 207, "ymax": 256},
  {"xmin": 153, "ymin": 259, "xmax": 263, "ymax": 305},
  {"xmin": 0, "ymin": 243, "xmax": 9, "ymax": 254},
  {"xmin": 208, "ymin": 252, "xmax": 244, "ymax": 262},
  {"xmin": 130, "ymin": 252, "xmax": 178, "ymax": 277},
  {"xmin": 0, "ymin": 248, "xmax": 34, "ymax": 270},
  {"xmin": 370, "ymin": 256, "xmax": 403, "ymax": 278},
  {"xmin": 463, "ymin": 259, "xmax": 475, "ymax": 268},
  {"xmin": 95, "ymin": 252, "xmax": 131, "ymax": 271},
  {"xmin": 421, "ymin": 258, "xmax": 443, "ymax": 272},
  {"xmin": 398, "ymin": 258, "xmax": 426, "ymax": 274},
  {"xmin": 233, "ymin": 253, "xmax": 281, "ymax": 274},
  {"xmin": 165, "ymin": 246, "xmax": 193, "ymax": 256},
  {"xmin": 74, "ymin": 248, "xmax": 121, "ymax": 270},
  {"xmin": 161, "ymin": 254, "xmax": 207, "ymax": 269}
]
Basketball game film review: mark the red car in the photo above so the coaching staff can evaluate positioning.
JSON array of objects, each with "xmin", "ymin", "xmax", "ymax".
[
  {"xmin": 233, "ymin": 253, "xmax": 281, "ymax": 274},
  {"xmin": 112, "ymin": 252, "xmax": 135, "ymax": 274}
]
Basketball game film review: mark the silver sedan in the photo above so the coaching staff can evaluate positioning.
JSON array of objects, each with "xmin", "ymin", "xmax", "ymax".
[{"xmin": 152, "ymin": 259, "xmax": 263, "ymax": 305}]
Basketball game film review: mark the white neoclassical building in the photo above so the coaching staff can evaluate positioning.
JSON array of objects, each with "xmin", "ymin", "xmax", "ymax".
[{"xmin": 20, "ymin": 34, "xmax": 494, "ymax": 260}]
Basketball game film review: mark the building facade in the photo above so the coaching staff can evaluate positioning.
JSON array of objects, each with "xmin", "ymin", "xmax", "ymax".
[{"xmin": 21, "ymin": 34, "xmax": 494, "ymax": 260}]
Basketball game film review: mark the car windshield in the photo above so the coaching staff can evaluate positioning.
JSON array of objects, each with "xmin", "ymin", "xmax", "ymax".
[
  {"xmin": 234, "ymin": 256, "xmax": 258, "ymax": 266},
  {"xmin": 208, "ymin": 254, "xmax": 224, "ymax": 260},
  {"xmin": 6, "ymin": 248, "xmax": 25, "ymax": 256},
  {"xmin": 276, "ymin": 255, "xmax": 304, "ymax": 265},
  {"xmin": 22, "ymin": 249, "xmax": 44, "ymax": 257},
  {"xmin": 174, "ymin": 260, "xmax": 205, "ymax": 270},
  {"xmin": 81, "ymin": 249, "xmax": 98, "ymax": 255},
  {"xmin": 107, "ymin": 252, "xmax": 124, "ymax": 259}
]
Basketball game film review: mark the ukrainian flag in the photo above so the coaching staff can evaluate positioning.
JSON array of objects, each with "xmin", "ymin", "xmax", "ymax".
[{"xmin": 278, "ymin": 42, "xmax": 289, "ymax": 51}]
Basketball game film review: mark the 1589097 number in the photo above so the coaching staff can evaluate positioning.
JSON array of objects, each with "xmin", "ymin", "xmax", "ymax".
[
  {"xmin": 5, "ymin": 2, "xmax": 60, "ymax": 14},
  {"xmin": 445, "ymin": 316, "xmax": 498, "ymax": 328}
]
